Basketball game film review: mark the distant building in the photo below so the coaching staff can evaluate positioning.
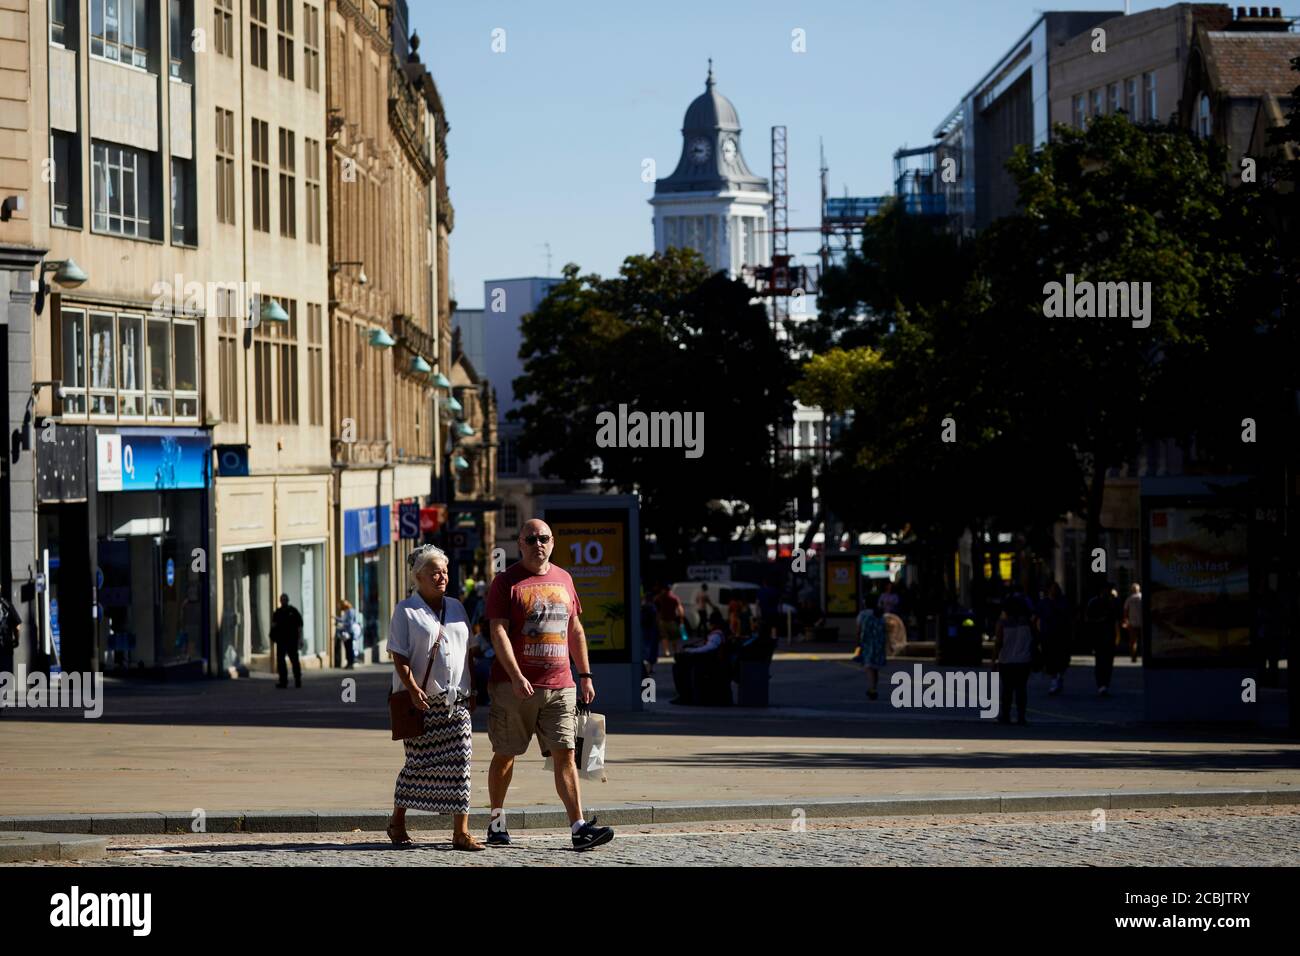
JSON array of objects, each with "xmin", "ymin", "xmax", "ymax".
[{"xmin": 650, "ymin": 63, "xmax": 772, "ymax": 277}]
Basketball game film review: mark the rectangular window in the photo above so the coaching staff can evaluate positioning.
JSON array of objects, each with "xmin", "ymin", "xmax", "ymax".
[
  {"xmin": 499, "ymin": 436, "xmax": 518, "ymax": 475},
  {"xmin": 307, "ymin": 303, "xmax": 323, "ymax": 425},
  {"xmin": 50, "ymin": 131, "xmax": 83, "ymax": 227},
  {"xmin": 171, "ymin": 157, "xmax": 196, "ymax": 245},
  {"xmin": 253, "ymin": 297, "xmax": 298, "ymax": 424},
  {"xmin": 168, "ymin": 0, "xmax": 183, "ymax": 78},
  {"xmin": 1143, "ymin": 72, "xmax": 1157, "ymax": 123},
  {"xmin": 89, "ymin": 312, "xmax": 117, "ymax": 416},
  {"xmin": 251, "ymin": 118, "xmax": 270, "ymax": 232},
  {"xmin": 1125, "ymin": 77, "xmax": 1137, "ymax": 117},
  {"xmin": 148, "ymin": 318, "xmax": 173, "ymax": 418},
  {"xmin": 173, "ymin": 320, "xmax": 199, "ymax": 419},
  {"xmin": 90, "ymin": 0, "xmax": 149, "ymax": 69},
  {"xmin": 92, "ymin": 141, "xmax": 154, "ymax": 238},
  {"xmin": 218, "ymin": 309, "xmax": 240, "ymax": 424},
  {"xmin": 215, "ymin": 108, "xmax": 236, "ymax": 224},
  {"xmin": 250, "ymin": 0, "xmax": 268, "ymax": 69},
  {"xmin": 51, "ymin": 0, "xmax": 75, "ymax": 47},
  {"xmin": 119, "ymin": 314, "xmax": 144, "ymax": 416},
  {"xmin": 1089, "ymin": 88, "xmax": 1103, "ymax": 121},
  {"xmin": 503, "ymin": 504, "xmax": 519, "ymax": 530},
  {"xmin": 277, "ymin": 300, "xmax": 298, "ymax": 424},
  {"xmin": 304, "ymin": 137, "xmax": 320, "ymax": 243},
  {"xmin": 214, "ymin": 0, "xmax": 233, "ymax": 57},
  {"xmin": 278, "ymin": 127, "xmax": 296, "ymax": 238},
  {"xmin": 60, "ymin": 309, "xmax": 87, "ymax": 415},
  {"xmin": 303, "ymin": 4, "xmax": 320, "ymax": 92},
  {"xmin": 1108, "ymin": 82, "xmax": 1120, "ymax": 115},
  {"xmin": 276, "ymin": 0, "xmax": 294, "ymax": 80}
]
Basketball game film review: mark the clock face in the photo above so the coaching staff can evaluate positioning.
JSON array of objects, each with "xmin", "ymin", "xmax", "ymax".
[
  {"xmin": 721, "ymin": 138, "xmax": 737, "ymax": 163},
  {"xmin": 689, "ymin": 138, "xmax": 711, "ymax": 164}
]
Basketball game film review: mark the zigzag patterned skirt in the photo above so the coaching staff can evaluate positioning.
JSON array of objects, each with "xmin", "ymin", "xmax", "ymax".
[{"xmin": 393, "ymin": 704, "xmax": 472, "ymax": 813}]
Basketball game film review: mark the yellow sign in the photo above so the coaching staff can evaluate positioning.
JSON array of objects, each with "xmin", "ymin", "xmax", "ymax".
[
  {"xmin": 825, "ymin": 555, "xmax": 859, "ymax": 616},
  {"xmin": 549, "ymin": 520, "xmax": 626, "ymax": 652}
]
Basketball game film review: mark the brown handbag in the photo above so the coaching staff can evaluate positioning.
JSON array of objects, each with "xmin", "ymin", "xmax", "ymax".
[{"xmin": 388, "ymin": 602, "xmax": 446, "ymax": 740}]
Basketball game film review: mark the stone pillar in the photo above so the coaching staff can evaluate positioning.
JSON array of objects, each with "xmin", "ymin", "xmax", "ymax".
[{"xmin": 0, "ymin": 244, "xmax": 46, "ymax": 673}]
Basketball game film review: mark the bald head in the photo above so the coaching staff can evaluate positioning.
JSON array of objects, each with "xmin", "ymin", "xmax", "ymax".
[{"xmin": 518, "ymin": 518, "xmax": 554, "ymax": 574}]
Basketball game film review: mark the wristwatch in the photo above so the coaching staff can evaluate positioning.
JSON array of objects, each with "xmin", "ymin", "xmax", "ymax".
[{"xmin": 577, "ymin": 672, "xmax": 594, "ymax": 679}]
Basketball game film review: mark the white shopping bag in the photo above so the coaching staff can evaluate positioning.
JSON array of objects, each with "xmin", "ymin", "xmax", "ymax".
[{"xmin": 542, "ymin": 710, "xmax": 607, "ymax": 782}]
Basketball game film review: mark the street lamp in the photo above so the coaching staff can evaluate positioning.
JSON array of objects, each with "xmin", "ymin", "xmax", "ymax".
[
  {"xmin": 410, "ymin": 355, "xmax": 432, "ymax": 374},
  {"xmin": 455, "ymin": 422, "xmax": 475, "ymax": 438},
  {"xmin": 432, "ymin": 372, "xmax": 452, "ymax": 389},
  {"xmin": 33, "ymin": 257, "xmax": 88, "ymax": 315},
  {"xmin": 443, "ymin": 395, "xmax": 463, "ymax": 415},
  {"xmin": 369, "ymin": 328, "xmax": 396, "ymax": 348},
  {"xmin": 330, "ymin": 260, "xmax": 368, "ymax": 285}
]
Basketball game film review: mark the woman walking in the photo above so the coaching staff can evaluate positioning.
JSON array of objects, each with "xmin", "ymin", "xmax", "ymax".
[
  {"xmin": 334, "ymin": 599, "xmax": 360, "ymax": 669},
  {"xmin": 857, "ymin": 604, "xmax": 887, "ymax": 700},
  {"xmin": 386, "ymin": 545, "xmax": 484, "ymax": 850}
]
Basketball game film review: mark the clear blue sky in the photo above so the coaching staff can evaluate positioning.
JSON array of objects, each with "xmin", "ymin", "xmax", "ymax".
[{"xmin": 414, "ymin": 1, "xmax": 1163, "ymax": 309}]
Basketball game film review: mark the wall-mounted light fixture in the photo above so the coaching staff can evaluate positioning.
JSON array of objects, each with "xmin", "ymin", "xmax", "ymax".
[{"xmin": 33, "ymin": 258, "xmax": 88, "ymax": 316}]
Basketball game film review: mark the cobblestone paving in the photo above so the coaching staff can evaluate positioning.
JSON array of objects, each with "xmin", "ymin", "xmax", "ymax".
[{"xmin": 15, "ymin": 807, "xmax": 1300, "ymax": 867}]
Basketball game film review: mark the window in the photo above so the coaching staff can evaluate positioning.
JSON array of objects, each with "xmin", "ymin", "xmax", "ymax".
[
  {"xmin": 1143, "ymin": 72, "xmax": 1156, "ymax": 123},
  {"xmin": 307, "ymin": 303, "xmax": 323, "ymax": 426},
  {"xmin": 250, "ymin": 0, "xmax": 268, "ymax": 70},
  {"xmin": 1089, "ymin": 88, "xmax": 1103, "ymax": 121},
  {"xmin": 92, "ymin": 141, "xmax": 154, "ymax": 238},
  {"xmin": 60, "ymin": 310, "xmax": 87, "ymax": 414},
  {"xmin": 276, "ymin": 0, "xmax": 294, "ymax": 80},
  {"xmin": 90, "ymin": 0, "xmax": 149, "ymax": 69},
  {"xmin": 1072, "ymin": 94, "xmax": 1086, "ymax": 130},
  {"xmin": 503, "ymin": 504, "xmax": 519, "ymax": 530},
  {"xmin": 50, "ymin": 131, "xmax": 83, "ymax": 228},
  {"xmin": 173, "ymin": 321, "xmax": 199, "ymax": 418},
  {"xmin": 251, "ymin": 118, "xmax": 270, "ymax": 232},
  {"xmin": 214, "ymin": 0, "xmax": 233, "ymax": 57},
  {"xmin": 89, "ymin": 312, "xmax": 117, "ymax": 416},
  {"xmin": 1198, "ymin": 93, "xmax": 1212, "ymax": 138},
  {"xmin": 499, "ymin": 436, "xmax": 518, "ymax": 474},
  {"xmin": 50, "ymin": 0, "xmax": 74, "ymax": 46},
  {"xmin": 217, "ymin": 296, "xmax": 240, "ymax": 424},
  {"xmin": 171, "ymin": 157, "xmax": 196, "ymax": 245},
  {"xmin": 148, "ymin": 319, "xmax": 172, "ymax": 417},
  {"xmin": 1108, "ymin": 83, "xmax": 1120, "ymax": 115},
  {"xmin": 1125, "ymin": 77, "xmax": 1137, "ymax": 116},
  {"xmin": 254, "ymin": 298, "xmax": 298, "ymax": 424},
  {"xmin": 215, "ymin": 108, "xmax": 236, "ymax": 224},
  {"xmin": 278, "ymin": 127, "xmax": 296, "ymax": 238},
  {"xmin": 303, "ymin": 4, "xmax": 320, "ymax": 92},
  {"xmin": 119, "ymin": 314, "xmax": 144, "ymax": 416},
  {"xmin": 304, "ymin": 137, "xmax": 320, "ymax": 243},
  {"xmin": 168, "ymin": 0, "xmax": 194, "ymax": 79}
]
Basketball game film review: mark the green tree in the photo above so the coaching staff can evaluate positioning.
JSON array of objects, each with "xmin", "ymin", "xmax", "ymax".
[{"xmin": 510, "ymin": 250, "xmax": 794, "ymax": 565}]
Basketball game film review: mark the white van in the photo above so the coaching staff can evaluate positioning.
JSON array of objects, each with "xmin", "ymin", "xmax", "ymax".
[{"xmin": 671, "ymin": 580, "xmax": 760, "ymax": 632}]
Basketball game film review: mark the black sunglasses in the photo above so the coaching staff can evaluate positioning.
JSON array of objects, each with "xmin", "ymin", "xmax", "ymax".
[{"xmin": 523, "ymin": 534, "xmax": 552, "ymax": 545}]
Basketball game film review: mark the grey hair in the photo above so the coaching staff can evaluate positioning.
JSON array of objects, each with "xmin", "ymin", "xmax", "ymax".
[{"xmin": 407, "ymin": 544, "xmax": 449, "ymax": 583}]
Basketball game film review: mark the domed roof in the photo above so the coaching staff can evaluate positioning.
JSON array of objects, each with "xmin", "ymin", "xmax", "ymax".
[{"xmin": 682, "ymin": 63, "xmax": 740, "ymax": 132}]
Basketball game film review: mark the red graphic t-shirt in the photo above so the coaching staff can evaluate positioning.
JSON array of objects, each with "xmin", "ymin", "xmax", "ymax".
[{"xmin": 485, "ymin": 562, "xmax": 582, "ymax": 689}]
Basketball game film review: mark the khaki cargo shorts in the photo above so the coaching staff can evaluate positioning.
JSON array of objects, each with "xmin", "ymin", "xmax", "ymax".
[{"xmin": 488, "ymin": 683, "xmax": 577, "ymax": 756}]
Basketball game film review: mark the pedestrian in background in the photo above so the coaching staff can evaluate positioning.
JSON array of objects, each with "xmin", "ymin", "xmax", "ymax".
[
  {"xmin": 335, "ymin": 599, "xmax": 359, "ymax": 669},
  {"xmin": 641, "ymin": 590, "xmax": 660, "ymax": 678},
  {"xmin": 272, "ymin": 594, "xmax": 303, "ymax": 689},
  {"xmin": 1085, "ymin": 579, "xmax": 1120, "ymax": 696},
  {"xmin": 857, "ymin": 603, "xmax": 887, "ymax": 700},
  {"xmin": 654, "ymin": 583, "xmax": 685, "ymax": 658},
  {"xmin": 994, "ymin": 595, "xmax": 1035, "ymax": 724},
  {"xmin": 1034, "ymin": 582, "xmax": 1071, "ymax": 695},
  {"xmin": 694, "ymin": 583, "xmax": 716, "ymax": 637},
  {"xmin": 1122, "ymin": 583, "xmax": 1143, "ymax": 663}
]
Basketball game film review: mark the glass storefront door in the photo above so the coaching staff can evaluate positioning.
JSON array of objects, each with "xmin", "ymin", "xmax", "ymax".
[{"xmin": 280, "ymin": 542, "xmax": 325, "ymax": 657}]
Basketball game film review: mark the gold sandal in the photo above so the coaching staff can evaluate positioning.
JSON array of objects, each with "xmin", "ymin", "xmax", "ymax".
[
  {"xmin": 452, "ymin": 832, "xmax": 486, "ymax": 851},
  {"xmin": 386, "ymin": 821, "xmax": 414, "ymax": 847}
]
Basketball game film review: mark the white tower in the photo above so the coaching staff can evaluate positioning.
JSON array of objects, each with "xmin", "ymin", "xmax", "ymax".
[{"xmin": 650, "ymin": 62, "xmax": 772, "ymax": 278}]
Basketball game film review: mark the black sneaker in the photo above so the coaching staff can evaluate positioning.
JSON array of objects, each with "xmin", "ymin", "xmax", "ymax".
[
  {"xmin": 571, "ymin": 816, "xmax": 614, "ymax": 852},
  {"xmin": 485, "ymin": 827, "xmax": 512, "ymax": 847}
]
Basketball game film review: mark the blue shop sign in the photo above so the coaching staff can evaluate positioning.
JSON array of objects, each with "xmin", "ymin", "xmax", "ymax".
[
  {"xmin": 344, "ymin": 505, "xmax": 391, "ymax": 556},
  {"xmin": 398, "ymin": 502, "xmax": 421, "ymax": 540},
  {"xmin": 97, "ymin": 429, "xmax": 210, "ymax": 492}
]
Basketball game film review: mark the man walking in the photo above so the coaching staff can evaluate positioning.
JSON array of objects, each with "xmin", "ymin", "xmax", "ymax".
[
  {"xmin": 1084, "ymin": 580, "xmax": 1119, "ymax": 696},
  {"xmin": 654, "ymin": 583, "xmax": 684, "ymax": 657},
  {"xmin": 1122, "ymin": 583, "xmax": 1143, "ymax": 663},
  {"xmin": 272, "ymin": 594, "xmax": 304, "ymax": 688},
  {"xmin": 484, "ymin": 519, "xmax": 614, "ymax": 851}
]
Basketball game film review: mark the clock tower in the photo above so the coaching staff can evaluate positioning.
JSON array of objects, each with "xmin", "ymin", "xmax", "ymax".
[{"xmin": 650, "ymin": 62, "xmax": 771, "ymax": 278}]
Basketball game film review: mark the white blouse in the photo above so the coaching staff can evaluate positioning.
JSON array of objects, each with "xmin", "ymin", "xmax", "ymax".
[{"xmin": 387, "ymin": 593, "xmax": 472, "ymax": 705}]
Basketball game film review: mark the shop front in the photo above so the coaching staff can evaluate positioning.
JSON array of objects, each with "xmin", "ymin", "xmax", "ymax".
[{"xmin": 342, "ymin": 504, "xmax": 391, "ymax": 664}]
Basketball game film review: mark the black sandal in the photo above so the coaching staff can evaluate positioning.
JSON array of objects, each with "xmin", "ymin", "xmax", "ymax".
[{"xmin": 386, "ymin": 821, "xmax": 414, "ymax": 847}]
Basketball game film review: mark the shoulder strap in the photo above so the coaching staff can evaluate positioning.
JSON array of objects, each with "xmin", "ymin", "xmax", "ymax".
[{"xmin": 416, "ymin": 601, "xmax": 449, "ymax": 692}]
